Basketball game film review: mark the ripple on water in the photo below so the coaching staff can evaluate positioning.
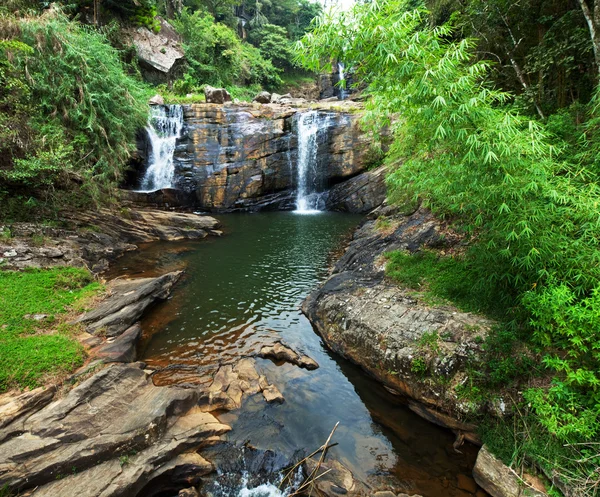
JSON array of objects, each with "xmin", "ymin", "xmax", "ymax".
[{"xmin": 109, "ymin": 212, "xmax": 484, "ymax": 496}]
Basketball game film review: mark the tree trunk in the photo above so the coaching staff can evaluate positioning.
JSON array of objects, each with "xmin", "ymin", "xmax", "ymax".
[{"xmin": 578, "ymin": 0, "xmax": 600, "ymax": 76}]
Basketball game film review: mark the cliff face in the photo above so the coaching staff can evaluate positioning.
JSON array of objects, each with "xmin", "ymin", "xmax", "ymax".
[{"xmin": 169, "ymin": 103, "xmax": 372, "ymax": 211}]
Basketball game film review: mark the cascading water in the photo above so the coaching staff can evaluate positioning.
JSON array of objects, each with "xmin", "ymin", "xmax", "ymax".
[
  {"xmin": 337, "ymin": 62, "xmax": 348, "ymax": 100},
  {"xmin": 138, "ymin": 105, "xmax": 184, "ymax": 192},
  {"xmin": 294, "ymin": 111, "xmax": 329, "ymax": 214}
]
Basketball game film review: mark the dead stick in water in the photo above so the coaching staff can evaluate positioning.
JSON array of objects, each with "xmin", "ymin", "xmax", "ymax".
[{"xmin": 280, "ymin": 422, "xmax": 340, "ymax": 491}]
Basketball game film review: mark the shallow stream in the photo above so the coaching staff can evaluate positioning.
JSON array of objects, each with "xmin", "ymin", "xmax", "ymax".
[{"xmin": 107, "ymin": 212, "xmax": 482, "ymax": 497}]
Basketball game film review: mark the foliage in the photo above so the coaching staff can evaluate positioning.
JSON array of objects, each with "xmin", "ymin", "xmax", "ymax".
[
  {"xmin": 297, "ymin": 0, "xmax": 600, "ymax": 445},
  {"xmin": 247, "ymin": 23, "xmax": 296, "ymax": 70},
  {"xmin": 0, "ymin": 267, "xmax": 101, "ymax": 391},
  {"xmin": 0, "ymin": 10, "xmax": 149, "ymax": 218},
  {"xmin": 173, "ymin": 8, "xmax": 281, "ymax": 88}
]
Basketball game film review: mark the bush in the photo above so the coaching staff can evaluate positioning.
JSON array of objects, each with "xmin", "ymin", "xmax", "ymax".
[
  {"xmin": 297, "ymin": 0, "xmax": 600, "ymax": 443},
  {"xmin": 0, "ymin": 9, "xmax": 149, "ymax": 218},
  {"xmin": 173, "ymin": 8, "xmax": 282, "ymax": 89}
]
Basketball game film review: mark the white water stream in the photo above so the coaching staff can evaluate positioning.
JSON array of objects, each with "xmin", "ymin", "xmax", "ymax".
[
  {"xmin": 138, "ymin": 105, "xmax": 184, "ymax": 192},
  {"xmin": 294, "ymin": 111, "xmax": 330, "ymax": 214}
]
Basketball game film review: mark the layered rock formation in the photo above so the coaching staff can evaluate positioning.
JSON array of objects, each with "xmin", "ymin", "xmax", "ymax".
[
  {"xmin": 166, "ymin": 103, "xmax": 373, "ymax": 211},
  {"xmin": 0, "ymin": 208, "xmax": 220, "ymax": 273},
  {"xmin": 303, "ymin": 207, "xmax": 493, "ymax": 442}
]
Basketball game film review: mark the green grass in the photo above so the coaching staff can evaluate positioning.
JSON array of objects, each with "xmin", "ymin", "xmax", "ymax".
[
  {"xmin": 385, "ymin": 249, "xmax": 497, "ymax": 313},
  {"xmin": 0, "ymin": 267, "xmax": 101, "ymax": 391}
]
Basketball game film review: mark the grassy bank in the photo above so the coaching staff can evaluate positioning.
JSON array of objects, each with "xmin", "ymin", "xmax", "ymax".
[
  {"xmin": 0, "ymin": 267, "xmax": 102, "ymax": 392},
  {"xmin": 385, "ymin": 248, "xmax": 598, "ymax": 495}
]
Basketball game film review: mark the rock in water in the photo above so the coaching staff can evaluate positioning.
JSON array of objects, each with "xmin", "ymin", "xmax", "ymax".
[
  {"xmin": 253, "ymin": 91, "xmax": 272, "ymax": 104},
  {"xmin": 204, "ymin": 86, "xmax": 232, "ymax": 104}
]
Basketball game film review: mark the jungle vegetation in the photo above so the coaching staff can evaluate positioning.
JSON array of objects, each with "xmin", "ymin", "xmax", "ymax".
[{"xmin": 297, "ymin": 0, "xmax": 600, "ymax": 493}]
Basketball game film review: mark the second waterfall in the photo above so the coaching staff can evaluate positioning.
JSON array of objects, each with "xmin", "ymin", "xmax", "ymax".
[{"xmin": 295, "ymin": 111, "xmax": 331, "ymax": 214}]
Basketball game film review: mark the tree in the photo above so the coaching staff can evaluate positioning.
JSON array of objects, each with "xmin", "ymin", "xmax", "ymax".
[{"xmin": 578, "ymin": 0, "xmax": 600, "ymax": 74}]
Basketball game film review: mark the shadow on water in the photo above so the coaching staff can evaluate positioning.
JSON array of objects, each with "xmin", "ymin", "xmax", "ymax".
[{"xmin": 107, "ymin": 212, "xmax": 484, "ymax": 497}]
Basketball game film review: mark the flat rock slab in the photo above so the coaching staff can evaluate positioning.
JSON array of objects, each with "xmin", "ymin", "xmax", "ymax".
[
  {"xmin": 77, "ymin": 271, "xmax": 182, "ymax": 336},
  {"xmin": 201, "ymin": 358, "xmax": 285, "ymax": 411},
  {"xmin": 96, "ymin": 324, "xmax": 142, "ymax": 362},
  {"xmin": 0, "ymin": 363, "xmax": 230, "ymax": 495},
  {"xmin": 0, "ymin": 208, "xmax": 220, "ymax": 273}
]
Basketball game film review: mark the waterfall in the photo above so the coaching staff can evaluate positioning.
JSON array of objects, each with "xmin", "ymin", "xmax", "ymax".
[
  {"xmin": 295, "ymin": 111, "xmax": 329, "ymax": 214},
  {"xmin": 337, "ymin": 62, "xmax": 348, "ymax": 100},
  {"xmin": 138, "ymin": 105, "xmax": 184, "ymax": 192}
]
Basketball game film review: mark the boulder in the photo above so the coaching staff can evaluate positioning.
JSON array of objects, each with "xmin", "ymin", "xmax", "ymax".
[
  {"xmin": 0, "ymin": 363, "xmax": 230, "ymax": 495},
  {"xmin": 149, "ymin": 94, "xmax": 165, "ymax": 106},
  {"xmin": 204, "ymin": 86, "xmax": 232, "ymax": 104},
  {"xmin": 131, "ymin": 18, "xmax": 185, "ymax": 84},
  {"xmin": 303, "ymin": 458, "xmax": 367, "ymax": 497},
  {"xmin": 0, "ymin": 208, "xmax": 220, "ymax": 273},
  {"xmin": 325, "ymin": 165, "xmax": 387, "ymax": 213},
  {"xmin": 253, "ymin": 91, "xmax": 272, "ymax": 104},
  {"xmin": 473, "ymin": 446, "xmax": 547, "ymax": 497}
]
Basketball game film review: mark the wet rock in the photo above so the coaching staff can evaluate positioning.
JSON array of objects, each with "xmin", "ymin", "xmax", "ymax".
[
  {"xmin": 325, "ymin": 165, "xmax": 387, "ymax": 213},
  {"xmin": 0, "ymin": 363, "xmax": 230, "ymax": 495},
  {"xmin": 149, "ymin": 94, "xmax": 165, "ymax": 106},
  {"xmin": 253, "ymin": 91, "xmax": 272, "ymax": 104},
  {"xmin": 77, "ymin": 272, "xmax": 182, "ymax": 337},
  {"xmin": 473, "ymin": 446, "xmax": 547, "ymax": 497},
  {"xmin": 302, "ymin": 208, "xmax": 492, "ymax": 436},
  {"xmin": 262, "ymin": 384, "xmax": 284, "ymax": 404},
  {"xmin": 373, "ymin": 492, "xmax": 396, "ymax": 497},
  {"xmin": 258, "ymin": 341, "xmax": 319, "ymax": 370},
  {"xmin": 96, "ymin": 323, "xmax": 142, "ymax": 362},
  {"xmin": 304, "ymin": 458, "xmax": 367, "ymax": 497},
  {"xmin": 204, "ymin": 86, "xmax": 232, "ymax": 104},
  {"xmin": 203, "ymin": 359, "xmax": 285, "ymax": 410},
  {"xmin": 172, "ymin": 104, "xmax": 371, "ymax": 212}
]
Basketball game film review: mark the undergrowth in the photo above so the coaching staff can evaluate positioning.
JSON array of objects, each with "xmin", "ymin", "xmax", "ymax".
[{"xmin": 0, "ymin": 267, "xmax": 101, "ymax": 392}]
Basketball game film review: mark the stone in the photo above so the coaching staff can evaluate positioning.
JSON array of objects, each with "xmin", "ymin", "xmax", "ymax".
[
  {"xmin": 0, "ymin": 387, "xmax": 55, "ymax": 430},
  {"xmin": 302, "ymin": 208, "xmax": 493, "ymax": 434},
  {"xmin": 149, "ymin": 94, "xmax": 165, "ymax": 106},
  {"xmin": 77, "ymin": 272, "xmax": 182, "ymax": 337},
  {"xmin": 262, "ymin": 384, "xmax": 284, "ymax": 404},
  {"xmin": 204, "ymin": 86, "xmax": 232, "ymax": 104},
  {"xmin": 130, "ymin": 18, "xmax": 185, "ymax": 84},
  {"xmin": 473, "ymin": 446, "xmax": 547, "ymax": 497},
  {"xmin": 96, "ymin": 323, "xmax": 142, "ymax": 362},
  {"xmin": 325, "ymin": 165, "xmax": 387, "ymax": 213},
  {"xmin": 303, "ymin": 458, "xmax": 367, "ymax": 497},
  {"xmin": 456, "ymin": 473, "xmax": 478, "ymax": 493},
  {"xmin": 258, "ymin": 341, "xmax": 319, "ymax": 370},
  {"xmin": 0, "ymin": 363, "xmax": 230, "ymax": 495},
  {"xmin": 253, "ymin": 91, "xmax": 272, "ymax": 104}
]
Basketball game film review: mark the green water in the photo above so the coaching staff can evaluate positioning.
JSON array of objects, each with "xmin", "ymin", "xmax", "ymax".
[{"xmin": 109, "ymin": 212, "xmax": 481, "ymax": 496}]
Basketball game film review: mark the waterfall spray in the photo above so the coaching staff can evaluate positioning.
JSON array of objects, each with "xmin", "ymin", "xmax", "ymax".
[{"xmin": 138, "ymin": 105, "xmax": 184, "ymax": 192}]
